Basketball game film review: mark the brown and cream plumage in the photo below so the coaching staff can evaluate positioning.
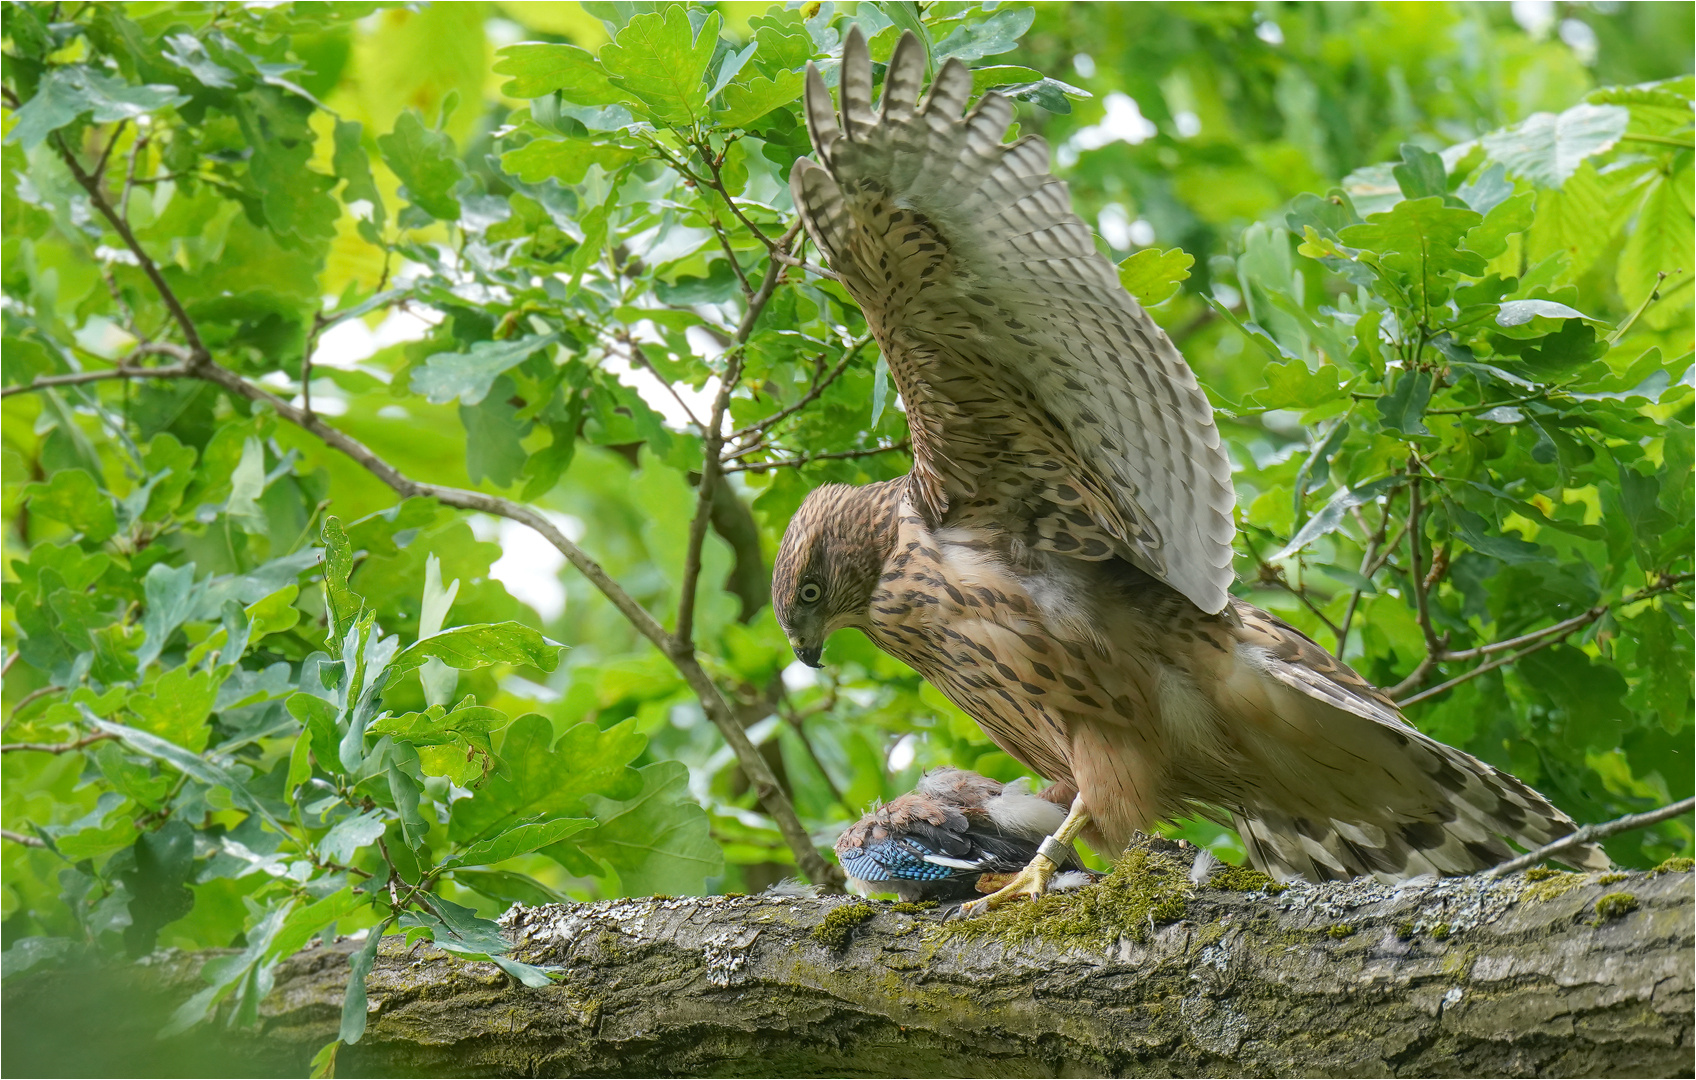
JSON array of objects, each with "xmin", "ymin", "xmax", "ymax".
[{"xmin": 774, "ymin": 29, "xmax": 1606, "ymax": 903}]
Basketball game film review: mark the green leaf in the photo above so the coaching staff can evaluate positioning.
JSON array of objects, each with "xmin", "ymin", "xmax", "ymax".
[
  {"xmin": 22, "ymin": 469, "xmax": 117, "ymax": 543},
  {"xmin": 451, "ymin": 869, "xmax": 566, "ymax": 907},
  {"xmin": 339, "ymin": 920, "xmax": 392, "ymax": 1045},
  {"xmin": 1117, "ymin": 247, "xmax": 1195, "ymax": 307},
  {"xmin": 1392, "ymin": 143, "xmax": 1447, "ymax": 201},
  {"xmin": 999, "ymin": 77, "xmax": 1089, "ymax": 114},
  {"xmin": 332, "ymin": 120, "xmax": 386, "ymax": 229},
  {"xmin": 493, "ymin": 43, "xmax": 628, "ymax": 104},
  {"xmin": 137, "ymin": 561, "xmax": 201, "ymax": 670},
  {"xmin": 50, "ymin": 792, "xmax": 140, "ymax": 861},
  {"xmin": 934, "ymin": 8, "xmax": 1035, "ymax": 61},
  {"xmin": 1618, "ymin": 165, "xmax": 1695, "ymax": 325},
  {"xmin": 449, "ymin": 715, "xmax": 644, "ymax": 845},
  {"xmin": 971, "ymin": 65, "xmax": 1046, "ymax": 95},
  {"xmin": 1451, "ymin": 507, "xmax": 1543, "ymax": 564},
  {"xmin": 1495, "ymin": 299, "xmax": 1595, "ymax": 326},
  {"xmin": 1494, "ymin": 319, "xmax": 1606, "ymax": 376},
  {"xmin": 715, "ymin": 71, "xmax": 804, "ymax": 128},
  {"xmin": 1338, "ymin": 197, "xmax": 1486, "ymax": 313},
  {"xmin": 442, "ymin": 818, "xmax": 597, "ymax": 869},
  {"xmin": 319, "ymin": 810, "xmax": 388, "ymax": 865},
  {"xmin": 1483, "ymin": 103, "xmax": 1630, "ymax": 188},
  {"xmin": 367, "ymin": 703, "xmax": 508, "ymax": 744},
  {"xmin": 1462, "ymin": 190, "xmax": 1535, "ymax": 261},
  {"xmin": 386, "ymin": 622, "xmax": 561, "ymax": 682},
  {"xmin": 93, "ymin": 718, "xmax": 284, "ymax": 831},
  {"xmin": 127, "ymin": 663, "xmax": 224, "ymax": 752},
  {"xmin": 410, "ymin": 334, "xmax": 559, "ymax": 406},
  {"xmin": 5, "ymin": 66, "xmax": 189, "ymax": 149},
  {"xmin": 1270, "ymin": 476, "xmax": 1404, "ymax": 559},
  {"xmin": 1376, "ymin": 369, "xmax": 1434, "ymax": 436},
  {"xmin": 309, "ymin": 1041, "xmax": 340, "ymax": 1080},
  {"xmin": 321, "ymin": 517, "xmax": 359, "ymax": 651},
  {"xmin": 598, "ymin": 7, "xmax": 720, "ymax": 126},
  {"xmin": 1246, "ymin": 360, "xmax": 1346, "ymax": 411},
  {"xmin": 376, "ymin": 111, "xmax": 465, "ymax": 222},
  {"xmin": 579, "ymin": 761, "xmax": 722, "ymax": 895},
  {"xmin": 500, "ymin": 138, "xmax": 639, "ymax": 184},
  {"xmin": 749, "ymin": 16, "xmax": 816, "ymax": 73},
  {"xmin": 267, "ymin": 888, "xmax": 369, "ymax": 962},
  {"xmin": 459, "ymin": 380, "xmax": 532, "ymax": 488}
]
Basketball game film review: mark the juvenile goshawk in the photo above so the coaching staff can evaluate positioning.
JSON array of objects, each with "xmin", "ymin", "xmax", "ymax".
[{"xmin": 773, "ymin": 28, "xmax": 1606, "ymax": 910}]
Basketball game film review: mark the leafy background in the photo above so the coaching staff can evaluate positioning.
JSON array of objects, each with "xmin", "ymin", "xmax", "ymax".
[{"xmin": 2, "ymin": 0, "xmax": 1691, "ymax": 1053}]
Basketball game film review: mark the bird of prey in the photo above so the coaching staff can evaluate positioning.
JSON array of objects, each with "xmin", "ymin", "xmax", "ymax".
[
  {"xmin": 836, "ymin": 767, "xmax": 1088, "ymax": 903},
  {"xmin": 773, "ymin": 28, "xmax": 1607, "ymax": 912}
]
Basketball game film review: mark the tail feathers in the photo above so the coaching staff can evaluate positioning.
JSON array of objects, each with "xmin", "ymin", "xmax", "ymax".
[{"xmin": 1234, "ymin": 743, "xmax": 1611, "ymax": 885}]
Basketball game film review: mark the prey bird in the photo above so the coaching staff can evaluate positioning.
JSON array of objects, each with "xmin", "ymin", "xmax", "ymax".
[
  {"xmin": 773, "ymin": 28, "xmax": 1608, "ymax": 914},
  {"xmin": 836, "ymin": 767, "xmax": 1089, "ymax": 903}
]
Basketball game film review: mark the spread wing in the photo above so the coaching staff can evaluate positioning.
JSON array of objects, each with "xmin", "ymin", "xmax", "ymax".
[{"xmin": 790, "ymin": 28, "xmax": 1237, "ymax": 613}]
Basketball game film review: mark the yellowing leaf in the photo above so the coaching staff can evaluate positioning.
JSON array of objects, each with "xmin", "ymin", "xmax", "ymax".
[{"xmin": 1117, "ymin": 247, "xmax": 1195, "ymax": 307}]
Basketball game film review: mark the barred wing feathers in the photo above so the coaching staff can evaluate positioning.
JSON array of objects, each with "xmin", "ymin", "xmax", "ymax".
[{"xmin": 790, "ymin": 28, "xmax": 1237, "ymax": 614}]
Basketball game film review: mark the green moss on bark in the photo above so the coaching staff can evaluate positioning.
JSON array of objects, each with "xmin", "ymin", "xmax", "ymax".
[
  {"xmin": 937, "ymin": 843, "xmax": 1191, "ymax": 947},
  {"xmin": 1593, "ymin": 892, "xmax": 1638, "ymax": 923},
  {"xmin": 812, "ymin": 903, "xmax": 877, "ymax": 949}
]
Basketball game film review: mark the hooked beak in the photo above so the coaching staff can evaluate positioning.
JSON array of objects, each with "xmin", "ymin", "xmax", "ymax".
[{"xmin": 793, "ymin": 644, "xmax": 823, "ymax": 668}]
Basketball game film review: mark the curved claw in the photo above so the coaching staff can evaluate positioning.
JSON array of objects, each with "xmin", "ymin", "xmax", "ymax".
[{"xmin": 957, "ymin": 855, "xmax": 1057, "ymax": 918}]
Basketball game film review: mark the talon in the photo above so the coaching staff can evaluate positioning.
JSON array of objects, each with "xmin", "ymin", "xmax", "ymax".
[{"xmin": 957, "ymin": 854, "xmax": 1057, "ymax": 917}]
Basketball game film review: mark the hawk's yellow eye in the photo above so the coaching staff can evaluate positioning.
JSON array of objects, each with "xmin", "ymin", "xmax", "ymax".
[{"xmin": 799, "ymin": 583, "xmax": 822, "ymax": 604}]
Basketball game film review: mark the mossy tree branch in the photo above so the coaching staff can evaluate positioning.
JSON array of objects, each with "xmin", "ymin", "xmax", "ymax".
[{"xmin": 4, "ymin": 857, "xmax": 1689, "ymax": 1079}]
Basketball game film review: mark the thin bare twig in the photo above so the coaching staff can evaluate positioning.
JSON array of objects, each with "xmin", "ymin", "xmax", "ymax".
[
  {"xmin": 1336, "ymin": 501, "xmax": 1392, "ymax": 656},
  {"xmin": 0, "ymin": 828, "xmax": 46, "ymax": 848},
  {"xmin": 704, "ymin": 213, "xmax": 754, "ymax": 298},
  {"xmin": 675, "ymin": 222, "xmax": 797, "ymax": 646},
  {"xmin": 53, "ymin": 134, "xmax": 209, "ymax": 363},
  {"xmin": 727, "ymin": 334, "xmax": 872, "ymax": 443},
  {"xmin": 723, "ymin": 440, "xmax": 911, "ymax": 474},
  {"xmin": 623, "ymin": 339, "xmax": 706, "ymax": 432},
  {"xmin": 1, "ymin": 733, "xmax": 117, "ymax": 755},
  {"xmin": 1396, "ymin": 573, "xmax": 1693, "ymax": 707},
  {"xmin": 769, "ymin": 250, "xmax": 841, "ymax": 281},
  {"xmin": 91, "ymin": 120, "xmax": 128, "ymax": 185},
  {"xmin": 1483, "ymin": 796, "xmax": 1696, "ymax": 878},
  {"xmin": 2, "ymin": 340, "xmax": 198, "ymax": 396}
]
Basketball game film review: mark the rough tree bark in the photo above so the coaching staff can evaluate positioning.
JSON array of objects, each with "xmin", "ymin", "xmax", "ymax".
[{"xmin": 4, "ymin": 861, "xmax": 1690, "ymax": 1079}]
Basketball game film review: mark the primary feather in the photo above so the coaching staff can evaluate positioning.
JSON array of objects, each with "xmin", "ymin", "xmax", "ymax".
[{"xmin": 791, "ymin": 28, "xmax": 1236, "ymax": 614}]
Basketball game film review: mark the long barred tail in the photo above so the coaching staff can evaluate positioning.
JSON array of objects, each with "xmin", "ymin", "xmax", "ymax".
[{"xmin": 1233, "ymin": 737, "xmax": 1611, "ymax": 883}]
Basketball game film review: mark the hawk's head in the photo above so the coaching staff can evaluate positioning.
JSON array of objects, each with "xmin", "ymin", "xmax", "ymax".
[{"xmin": 772, "ymin": 480, "xmax": 904, "ymax": 667}]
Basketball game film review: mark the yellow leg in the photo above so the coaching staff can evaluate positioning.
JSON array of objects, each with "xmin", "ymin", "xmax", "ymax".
[{"xmin": 958, "ymin": 796, "xmax": 1091, "ymax": 917}]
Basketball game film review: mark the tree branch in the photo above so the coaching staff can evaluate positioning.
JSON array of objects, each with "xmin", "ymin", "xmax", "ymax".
[
  {"xmin": 5, "ymin": 857, "xmax": 1690, "ymax": 1077},
  {"xmin": 1, "ymin": 353, "xmax": 196, "ymax": 398},
  {"xmin": 675, "ymin": 224, "xmax": 796, "ymax": 647},
  {"xmin": 0, "ymin": 828, "xmax": 46, "ymax": 848},
  {"xmin": 1484, "ymin": 796, "xmax": 1696, "ymax": 878},
  {"xmin": 727, "ymin": 334, "xmax": 872, "ymax": 443},
  {"xmin": 1394, "ymin": 573, "xmax": 1694, "ymax": 706},
  {"xmin": 1, "ymin": 733, "xmax": 116, "ymax": 755},
  {"xmin": 53, "ymin": 134, "xmax": 208, "ymax": 364},
  {"xmin": 723, "ymin": 440, "xmax": 911, "ymax": 474},
  {"xmin": 40, "ymin": 134, "xmax": 842, "ymax": 890}
]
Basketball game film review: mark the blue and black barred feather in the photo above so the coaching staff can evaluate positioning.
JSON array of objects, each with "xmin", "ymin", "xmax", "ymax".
[{"xmin": 835, "ymin": 768, "xmax": 1083, "ymax": 902}]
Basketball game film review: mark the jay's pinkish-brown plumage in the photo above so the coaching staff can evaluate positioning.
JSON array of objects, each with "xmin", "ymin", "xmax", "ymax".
[{"xmin": 776, "ymin": 28, "xmax": 1607, "ymax": 897}]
